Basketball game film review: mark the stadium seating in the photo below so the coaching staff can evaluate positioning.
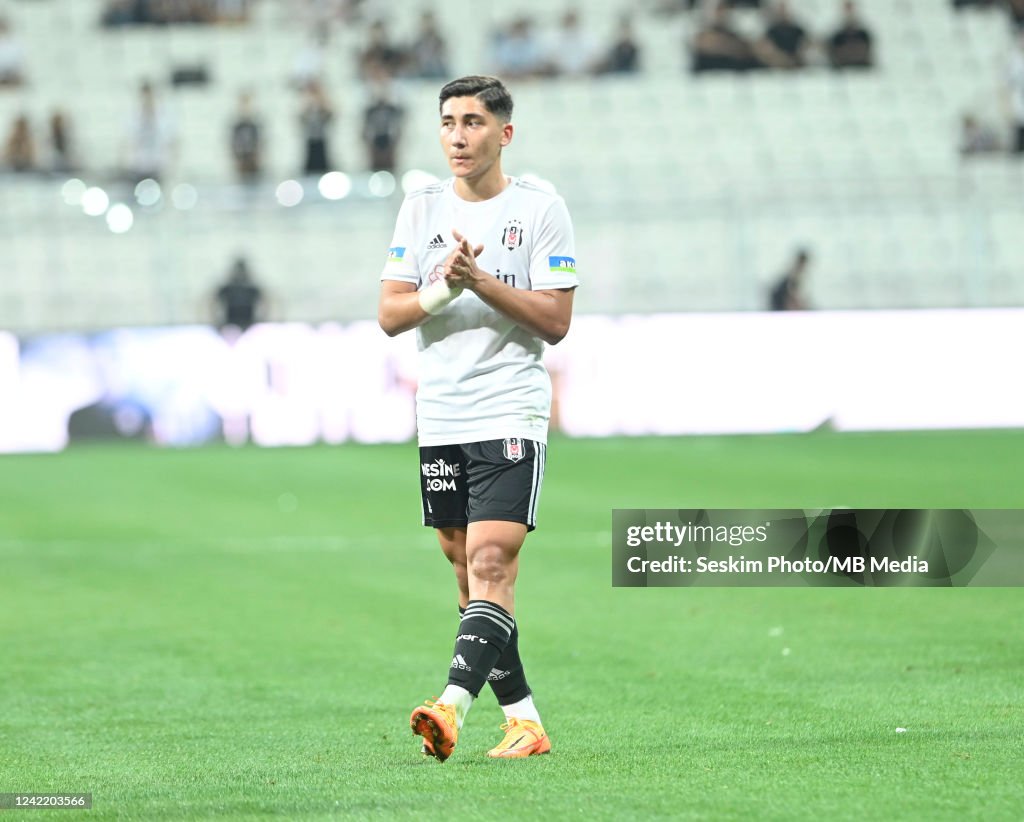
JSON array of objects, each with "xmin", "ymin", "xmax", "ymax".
[{"xmin": 0, "ymin": 0, "xmax": 1022, "ymax": 332}]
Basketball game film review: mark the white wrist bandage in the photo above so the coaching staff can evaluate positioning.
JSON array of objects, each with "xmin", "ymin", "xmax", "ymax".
[{"xmin": 418, "ymin": 280, "xmax": 463, "ymax": 315}]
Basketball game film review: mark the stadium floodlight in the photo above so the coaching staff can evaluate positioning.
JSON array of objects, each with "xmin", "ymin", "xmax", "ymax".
[
  {"xmin": 134, "ymin": 178, "xmax": 162, "ymax": 207},
  {"xmin": 81, "ymin": 186, "xmax": 110, "ymax": 216},
  {"xmin": 106, "ymin": 204, "xmax": 134, "ymax": 234},
  {"xmin": 401, "ymin": 169, "xmax": 440, "ymax": 194},
  {"xmin": 276, "ymin": 179, "xmax": 304, "ymax": 207},
  {"xmin": 172, "ymin": 183, "xmax": 199, "ymax": 210},
  {"xmin": 61, "ymin": 178, "xmax": 86, "ymax": 206},
  {"xmin": 318, "ymin": 171, "xmax": 351, "ymax": 200},
  {"xmin": 368, "ymin": 170, "xmax": 396, "ymax": 198}
]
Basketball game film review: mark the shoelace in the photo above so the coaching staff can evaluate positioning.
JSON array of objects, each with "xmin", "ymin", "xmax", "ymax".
[
  {"xmin": 494, "ymin": 717, "xmax": 539, "ymax": 751},
  {"xmin": 497, "ymin": 718, "xmax": 533, "ymax": 736},
  {"xmin": 423, "ymin": 698, "xmax": 455, "ymax": 720}
]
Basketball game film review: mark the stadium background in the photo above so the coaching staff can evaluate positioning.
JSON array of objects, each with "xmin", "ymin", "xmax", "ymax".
[{"xmin": 2, "ymin": 1, "xmax": 1023, "ymax": 819}]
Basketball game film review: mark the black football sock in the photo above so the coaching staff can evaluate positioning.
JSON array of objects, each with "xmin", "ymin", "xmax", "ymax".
[
  {"xmin": 447, "ymin": 599, "xmax": 513, "ymax": 697},
  {"xmin": 459, "ymin": 605, "xmax": 530, "ymax": 704},
  {"xmin": 487, "ymin": 621, "xmax": 532, "ymax": 705}
]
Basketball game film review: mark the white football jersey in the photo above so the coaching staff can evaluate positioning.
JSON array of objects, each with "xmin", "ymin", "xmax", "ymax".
[{"xmin": 381, "ymin": 176, "xmax": 579, "ymax": 446}]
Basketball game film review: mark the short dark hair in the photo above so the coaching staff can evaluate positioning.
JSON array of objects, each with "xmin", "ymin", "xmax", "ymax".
[{"xmin": 438, "ymin": 75, "xmax": 513, "ymax": 122}]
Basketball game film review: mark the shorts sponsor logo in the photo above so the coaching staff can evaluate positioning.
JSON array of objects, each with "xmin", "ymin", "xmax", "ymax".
[
  {"xmin": 503, "ymin": 438, "xmax": 525, "ymax": 462},
  {"xmin": 457, "ymin": 634, "xmax": 488, "ymax": 644},
  {"xmin": 487, "ymin": 668, "xmax": 512, "ymax": 681},
  {"xmin": 450, "ymin": 654, "xmax": 472, "ymax": 671},
  {"xmin": 422, "ymin": 458, "xmax": 461, "ymax": 492}
]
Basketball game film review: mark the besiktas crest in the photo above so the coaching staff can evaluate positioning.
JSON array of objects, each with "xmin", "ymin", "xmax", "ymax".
[{"xmin": 502, "ymin": 219, "xmax": 523, "ymax": 250}]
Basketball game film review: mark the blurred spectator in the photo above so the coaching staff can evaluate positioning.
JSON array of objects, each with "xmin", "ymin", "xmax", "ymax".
[
  {"xmin": 144, "ymin": 0, "xmax": 214, "ymax": 25},
  {"xmin": 292, "ymin": 24, "xmax": 330, "ymax": 91},
  {"xmin": 1007, "ymin": 0, "xmax": 1024, "ymax": 29},
  {"xmin": 134, "ymin": 0, "xmax": 247, "ymax": 25},
  {"xmin": 691, "ymin": 2, "xmax": 764, "ymax": 74},
  {"xmin": 405, "ymin": 10, "xmax": 449, "ymax": 79},
  {"xmin": 761, "ymin": 1, "xmax": 811, "ymax": 69},
  {"xmin": 362, "ymin": 73, "xmax": 404, "ymax": 173},
  {"xmin": 230, "ymin": 90, "xmax": 263, "ymax": 182},
  {"xmin": 595, "ymin": 15, "xmax": 641, "ymax": 75},
  {"xmin": 827, "ymin": 0, "xmax": 873, "ymax": 70},
  {"xmin": 215, "ymin": 0, "xmax": 250, "ymax": 23},
  {"xmin": 49, "ymin": 110, "xmax": 75, "ymax": 173},
  {"xmin": 492, "ymin": 17, "xmax": 550, "ymax": 79},
  {"xmin": 358, "ymin": 20, "xmax": 406, "ymax": 80},
  {"xmin": 548, "ymin": 8, "xmax": 601, "ymax": 77},
  {"xmin": 298, "ymin": 0, "xmax": 361, "ymax": 29},
  {"xmin": 1009, "ymin": 30, "xmax": 1024, "ymax": 153},
  {"xmin": 101, "ymin": 0, "xmax": 137, "ymax": 26},
  {"xmin": 652, "ymin": 0, "xmax": 689, "ymax": 13},
  {"xmin": 122, "ymin": 81, "xmax": 178, "ymax": 183},
  {"xmin": 959, "ymin": 113, "xmax": 1001, "ymax": 156},
  {"xmin": 0, "ymin": 17, "xmax": 26, "ymax": 87},
  {"xmin": 299, "ymin": 79, "xmax": 335, "ymax": 174},
  {"xmin": 3, "ymin": 114, "xmax": 35, "ymax": 172},
  {"xmin": 124, "ymin": 0, "xmax": 212, "ymax": 25},
  {"xmin": 769, "ymin": 248, "xmax": 811, "ymax": 310},
  {"xmin": 671, "ymin": 0, "xmax": 762, "ymax": 7},
  {"xmin": 213, "ymin": 256, "xmax": 266, "ymax": 332}
]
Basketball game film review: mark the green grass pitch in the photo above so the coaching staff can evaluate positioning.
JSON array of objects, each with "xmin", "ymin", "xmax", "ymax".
[{"xmin": 1, "ymin": 430, "xmax": 1022, "ymax": 820}]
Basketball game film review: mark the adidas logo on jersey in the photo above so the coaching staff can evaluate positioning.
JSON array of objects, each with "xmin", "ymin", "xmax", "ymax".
[{"xmin": 427, "ymin": 234, "xmax": 448, "ymax": 249}]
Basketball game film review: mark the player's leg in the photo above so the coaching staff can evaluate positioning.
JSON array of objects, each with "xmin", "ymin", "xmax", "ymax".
[
  {"xmin": 414, "ymin": 526, "xmax": 530, "ymax": 759},
  {"xmin": 436, "ymin": 524, "xmax": 537, "ymax": 734},
  {"xmin": 412, "ymin": 445, "xmax": 540, "ymax": 760},
  {"xmin": 434, "ymin": 525, "xmax": 531, "ymax": 710},
  {"xmin": 412, "ymin": 439, "xmax": 550, "ymax": 760},
  {"xmin": 412, "ymin": 528, "xmax": 468, "ymax": 759},
  {"xmin": 464, "ymin": 439, "xmax": 550, "ymax": 758},
  {"xmin": 411, "ymin": 447, "xmax": 469, "ymax": 761},
  {"xmin": 417, "ymin": 519, "xmax": 524, "ymax": 759},
  {"xmin": 436, "ymin": 527, "xmax": 469, "ymax": 609},
  {"xmin": 461, "ymin": 520, "xmax": 551, "ymax": 758}
]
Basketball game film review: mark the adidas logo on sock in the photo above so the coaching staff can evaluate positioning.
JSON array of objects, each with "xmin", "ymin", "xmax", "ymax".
[
  {"xmin": 450, "ymin": 654, "xmax": 472, "ymax": 671},
  {"xmin": 427, "ymin": 234, "xmax": 447, "ymax": 249}
]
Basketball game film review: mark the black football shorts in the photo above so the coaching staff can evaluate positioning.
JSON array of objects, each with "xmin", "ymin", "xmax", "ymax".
[{"xmin": 419, "ymin": 438, "xmax": 546, "ymax": 532}]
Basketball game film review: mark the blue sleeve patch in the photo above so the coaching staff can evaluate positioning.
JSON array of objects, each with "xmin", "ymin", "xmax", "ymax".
[{"xmin": 548, "ymin": 255, "xmax": 576, "ymax": 274}]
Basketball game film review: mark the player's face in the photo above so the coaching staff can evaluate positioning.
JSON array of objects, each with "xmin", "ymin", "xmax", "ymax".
[{"xmin": 439, "ymin": 96, "xmax": 513, "ymax": 182}]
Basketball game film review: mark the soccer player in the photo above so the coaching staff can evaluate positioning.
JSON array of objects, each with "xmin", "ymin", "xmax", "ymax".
[{"xmin": 378, "ymin": 75, "xmax": 578, "ymax": 761}]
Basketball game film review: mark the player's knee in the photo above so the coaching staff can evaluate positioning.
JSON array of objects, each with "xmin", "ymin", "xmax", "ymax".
[{"xmin": 467, "ymin": 544, "xmax": 511, "ymax": 585}]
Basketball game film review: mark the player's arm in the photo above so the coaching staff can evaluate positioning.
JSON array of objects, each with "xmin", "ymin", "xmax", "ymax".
[
  {"xmin": 466, "ymin": 277, "xmax": 574, "ymax": 346},
  {"xmin": 378, "ymin": 280, "xmax": 429, "ymax": 337},
  {"xmin": 446, "ymin": 230, "xmax": 574, "ymax": 346}
]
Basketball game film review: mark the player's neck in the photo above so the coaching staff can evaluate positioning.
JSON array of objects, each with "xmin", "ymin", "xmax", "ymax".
[{"xmin": 453, "ymin": 170, "xmax": 509, "ymax": 203}]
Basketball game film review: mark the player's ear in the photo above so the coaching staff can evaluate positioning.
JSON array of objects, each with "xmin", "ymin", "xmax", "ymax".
[{"xmin": 500, "ymin": 122, "xmax": 514, "ymax": 147}]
